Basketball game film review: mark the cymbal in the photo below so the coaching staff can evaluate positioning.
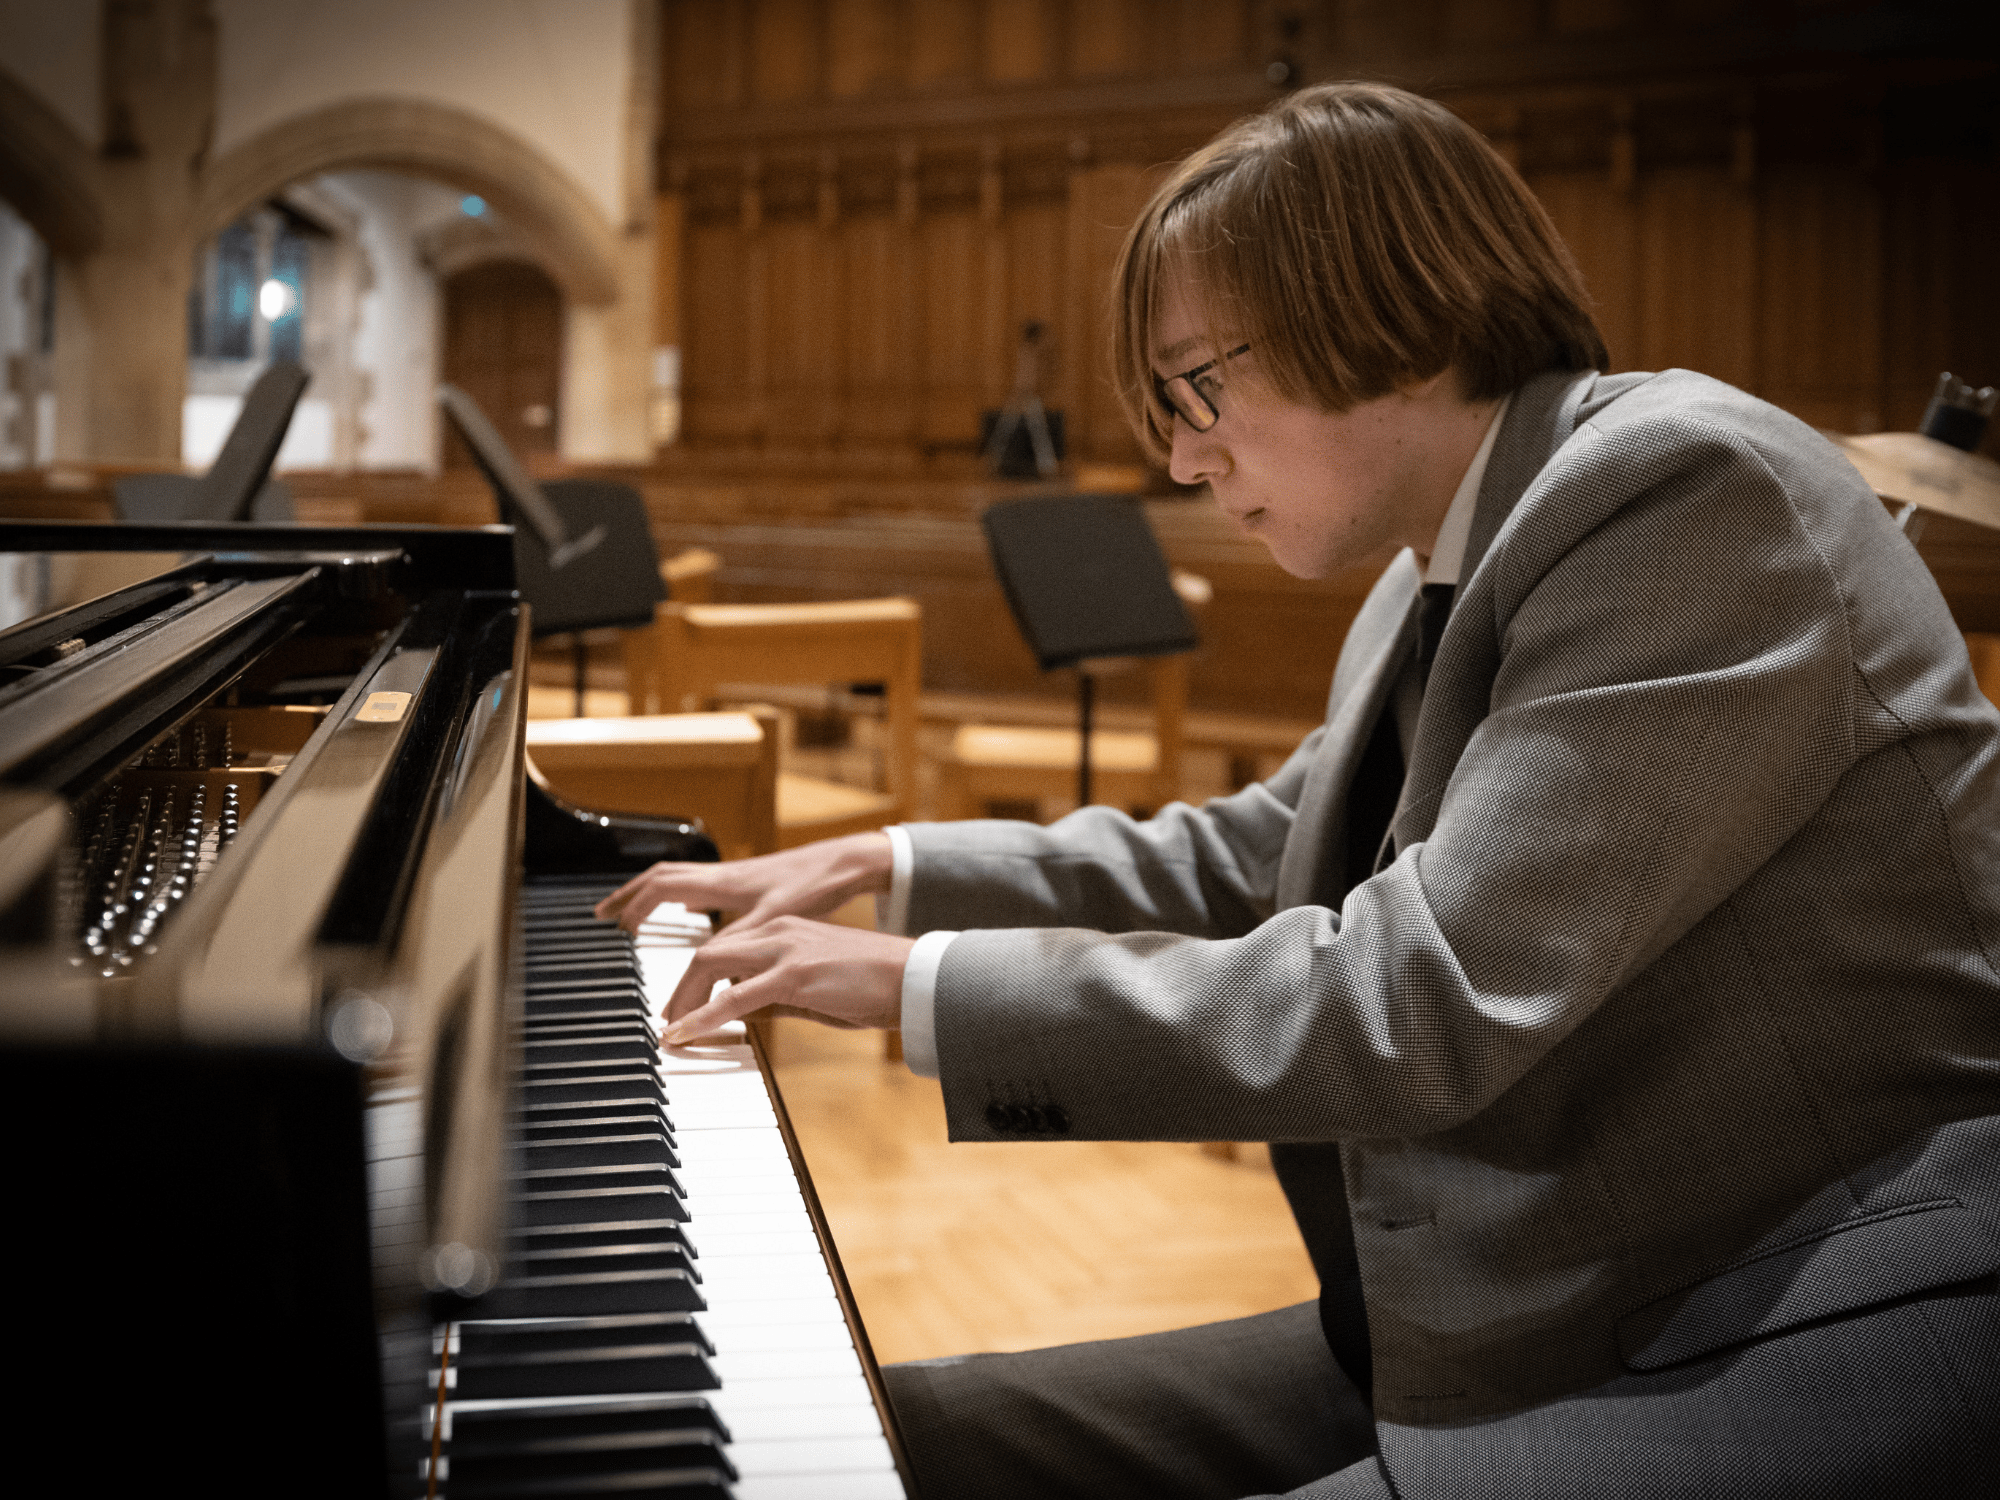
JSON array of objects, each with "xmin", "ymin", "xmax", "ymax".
[{"xmin": 1830, "ymin": 430, "xmax": 2000, "ymax": 532}]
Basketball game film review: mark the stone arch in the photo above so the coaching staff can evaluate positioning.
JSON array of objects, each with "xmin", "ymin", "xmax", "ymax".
[
  {"xmin": 416, "ymin": 213, "xmax": 544, "ymax": 283},
  {"xmin": 196, "ymin": 97, "xmax": 619, "ymax": 305},
  {"xmin": 0, "ymin": 68, "xmax": 104, "ymax": 256}
]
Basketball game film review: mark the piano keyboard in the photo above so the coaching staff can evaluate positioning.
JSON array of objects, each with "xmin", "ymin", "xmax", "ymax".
[{"xmin": 425, "ymin": 873, "xmax": 910, "ymax": 1499}]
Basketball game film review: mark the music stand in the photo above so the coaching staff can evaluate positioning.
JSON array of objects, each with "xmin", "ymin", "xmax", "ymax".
[
  {"xmin": 114, "ymin": 361, "xmax": 310, "ymax": 523},
  {"xmin": 982, "ymin": 321, "xmax": 1061, "ymax": 479},
  {"xmin": 980, "ymin": 495, "xmax": 1197, "ymax": 806},
  {"xmin": 437, "ymin": 386, "xmax": 666, "ymax": 715}
]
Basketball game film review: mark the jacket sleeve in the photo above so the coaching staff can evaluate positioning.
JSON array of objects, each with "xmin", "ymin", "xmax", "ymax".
[
  {"xmin": 901, "ymin": 724, "xmax": 1326, "ymax": 941},
  {"xmin": 927, "ymin": 407, "xmax": 1870, "ymax": 1144}
]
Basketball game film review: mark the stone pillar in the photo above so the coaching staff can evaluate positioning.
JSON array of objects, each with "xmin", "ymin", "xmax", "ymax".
[
  {"xmin": 53, "ymin": 0, "xmax": 216, "ymax": 465},
  {"xmin": 560, "ymin": 225, "xmax": 657, "ymax": 463},
  {"xmin": 558, "ymin": 0, "xmax": 659, "ymax": 465}
]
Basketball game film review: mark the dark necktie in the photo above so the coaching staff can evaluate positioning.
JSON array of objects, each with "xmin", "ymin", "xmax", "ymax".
[
  {"xmin": 1321, "ymin": 581, "xmax": 1455, "ymax": 1396},
  {"xmin": 1416, "ymin": 581, "xmax": 1456, "ymax": 679}
]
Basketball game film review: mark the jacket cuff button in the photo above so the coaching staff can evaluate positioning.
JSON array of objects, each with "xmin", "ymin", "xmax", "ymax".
[
  {"xmin": 984, "ymin": 1103, "xmax": 1012, "ymax": 1132},
  {"xmin": 1043, "ymin": 1105, "xmax": 1070, "ymax": 1133}
]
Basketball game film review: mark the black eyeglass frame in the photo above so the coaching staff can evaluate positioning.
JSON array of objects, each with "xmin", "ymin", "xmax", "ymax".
[{"xmin": 1153, "ymin": 343, "xmax": 1252, "ymax": 432}]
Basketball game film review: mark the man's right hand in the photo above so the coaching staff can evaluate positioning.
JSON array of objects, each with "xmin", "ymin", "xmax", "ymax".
[{"xmin": 594, "ymin": 830, "xmax": 896, "ymax": 934}]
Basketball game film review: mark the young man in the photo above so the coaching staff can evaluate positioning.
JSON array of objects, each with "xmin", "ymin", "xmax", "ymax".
[{"xmin": 600, "ymin": 83, "xmax": 2000, "ymax": 1499}]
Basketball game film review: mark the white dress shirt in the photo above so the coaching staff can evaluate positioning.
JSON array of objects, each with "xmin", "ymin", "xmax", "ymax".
[{"xmin": 884, "ymin": 396, "xmax": 1510, "ymax": 1078}]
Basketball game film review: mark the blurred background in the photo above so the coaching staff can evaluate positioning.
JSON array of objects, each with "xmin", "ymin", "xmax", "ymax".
[{"xmin": 1, "ymin": 0, "xmax": 1994, "ymax": 1361}]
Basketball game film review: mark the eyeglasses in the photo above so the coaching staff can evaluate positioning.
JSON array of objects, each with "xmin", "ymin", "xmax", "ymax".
[{"xmin": 1153, "ymin": 344, "xmax": 1251, "ymax": 432}]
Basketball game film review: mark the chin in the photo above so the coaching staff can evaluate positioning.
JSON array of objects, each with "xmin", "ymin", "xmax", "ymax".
[{"xmin": 1264, "ymin": 542, "xmax": 1335, "ymax": 581}]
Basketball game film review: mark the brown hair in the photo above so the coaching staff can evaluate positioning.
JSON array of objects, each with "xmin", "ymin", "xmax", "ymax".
[{"xmin": 1114, "ymin": 81, "xmax": 1608, "ymax": 460}]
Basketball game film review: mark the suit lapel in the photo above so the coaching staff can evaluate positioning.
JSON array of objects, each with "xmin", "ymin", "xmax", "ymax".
[
  {"xmin": 1277, "ymin": 553, "xmax": 1423, "ymax": 911},
  {"xmin": 1387, "ymin": 369, "xmax": 1599, "ymax": 853}
]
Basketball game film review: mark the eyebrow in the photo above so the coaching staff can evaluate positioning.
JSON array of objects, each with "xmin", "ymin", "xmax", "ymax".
[{"xmin": 1151, "ymin": 335, "xmax": 1204, "ymax": 371}]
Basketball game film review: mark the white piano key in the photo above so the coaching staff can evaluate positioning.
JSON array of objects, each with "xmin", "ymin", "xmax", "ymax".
[
  {"xmin": 689, "ymin": 1231, "xmax": 825, "ymax": 1257},
  {"xmin": 710, "ymin": 1347, "xmax": 868, "ymax": 1382},
  {"xmin": 732, "ymin": 1472, "xmax": 905, "ymax": 1500},
  {"xmin": 678, "ymin": 1160, "xmax": 799, "ymax": 1185},
  {"xmin": 681, "ymin": 1182, "xmax": 805, "ymax": 1206},
  {"xmin": 704, "ymin": 1319, "xmax": 857, "ymax": 1353},
  {"xmin": 676, "ymin": 1148, "xmax": 803, "ymax": 1172},
  {"xmin": 699, "ymin": 1277, "xmax": 839, "ymax": 1305},
  {"xmin": 616, "ymin": 902, "xmax": 907, "ymax": 1497},
  {"xmin": 697, "ymin": 1299, "xmax": 850, "ymax": 1330},
  {"xmin": 703, "ymin": 1371, "xmax": 874, "ymax": 1410},
  {"xmin": 718, "ymin": 1402, "xmax": 887, "ymax": 1442},
  {"xmin": 730, "ymin": 1434, "xmax": 897, "ymax": 1475},
  {"xmin": 696, "ymin": 1250, "xmax": 831, "ymax": 1277},
  {"xmin": 694, "ymin": 1206, "xmax": 814, "ymax": 1232}
]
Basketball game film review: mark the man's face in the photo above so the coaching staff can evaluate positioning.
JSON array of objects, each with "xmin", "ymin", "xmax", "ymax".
[{"xmin": 1152, "ymin": 277, "xmax": 1470, "ymax": 581}]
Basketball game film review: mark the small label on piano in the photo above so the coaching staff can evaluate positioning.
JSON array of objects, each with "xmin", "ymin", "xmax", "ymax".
[{"xmin": 355, "ymin": 691, "xmax": 414, "ymax": 723}]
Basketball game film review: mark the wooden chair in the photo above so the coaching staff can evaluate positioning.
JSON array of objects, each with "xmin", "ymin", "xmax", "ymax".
[
  {"xmin": 525, "ymin": 710, "xmax": 778, "ymax": 862},
  {"xmin": 661, "ymin": 546, "xmax": 720, "ymax": 604},
  {"xmin": 523, "ymin": 547, "xmax": 724, "ymax": 719},
  {"xmin": 625, "ymin": 598, "xmax": 923, "ymax": 849},
  {"xmin": 937, "ymin": 570, "xmax": 1211, "ymax": 821}
]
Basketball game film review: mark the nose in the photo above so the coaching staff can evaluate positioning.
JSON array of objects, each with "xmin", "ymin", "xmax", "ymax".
[{"xmin": 1167, "ymin": 416, "xmax": 1222, "ymax": 487}]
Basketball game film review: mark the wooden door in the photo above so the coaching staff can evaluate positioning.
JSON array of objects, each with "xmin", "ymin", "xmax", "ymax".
[{"xmin": 441, "ymin": 261, "xmax": 563, "ymax": 467}]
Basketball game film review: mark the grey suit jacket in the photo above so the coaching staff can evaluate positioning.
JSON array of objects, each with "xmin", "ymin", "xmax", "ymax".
[{"xmin": 903, "ymin": 369, "xmax": 2000, "ymax": 1492}]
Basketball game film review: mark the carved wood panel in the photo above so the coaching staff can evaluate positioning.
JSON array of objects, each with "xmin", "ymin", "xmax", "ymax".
[{"xmin": 657, "ymin": 3, "xmax": 1995, "ymax": 467}]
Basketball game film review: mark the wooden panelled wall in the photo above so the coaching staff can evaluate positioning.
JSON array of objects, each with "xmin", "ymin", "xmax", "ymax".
[{"xmin": 655, "ymin": 1, "xmax": 1998, "ymax": 471}]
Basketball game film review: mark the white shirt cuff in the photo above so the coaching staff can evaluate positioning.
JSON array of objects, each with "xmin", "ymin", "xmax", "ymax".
[
  {"xmin": 875, "ymin": 824, "xmax": 914, "ymax": 936},
  {"xmin": 899, "ymin": 928, "xmax": 957, "ymax": 1079}
]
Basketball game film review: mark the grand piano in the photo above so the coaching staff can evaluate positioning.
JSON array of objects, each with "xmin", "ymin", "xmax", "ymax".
[{"xmin": 0, "ymin": 519, "xmax": 913, "ymax": 1499}]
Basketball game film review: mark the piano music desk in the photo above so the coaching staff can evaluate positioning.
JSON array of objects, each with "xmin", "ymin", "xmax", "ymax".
[{"xmin": 527, "ymin": 711, "xmax": 780, "ymax": 860}]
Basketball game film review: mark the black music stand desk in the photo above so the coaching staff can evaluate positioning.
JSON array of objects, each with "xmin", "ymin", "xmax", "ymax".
[{"xmin": 980, "ymin": 494, "xmax": 1197, "ymax": 805}]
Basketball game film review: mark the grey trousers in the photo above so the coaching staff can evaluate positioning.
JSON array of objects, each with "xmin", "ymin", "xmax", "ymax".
[{"xmin": 881, "ymin": 1301, "xmax": 1391, "ymax": 1500}]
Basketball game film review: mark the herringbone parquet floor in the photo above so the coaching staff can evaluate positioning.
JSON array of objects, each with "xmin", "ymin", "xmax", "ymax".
[{"xmin": 765, "ymin": 1017, "xmax": 1320, "ymax": 1367}]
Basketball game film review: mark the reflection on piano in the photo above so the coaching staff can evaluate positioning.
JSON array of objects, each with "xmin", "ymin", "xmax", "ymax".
[{"xmin": 0, "ymin": 521, "xmax": 913, "ymax": 1498}]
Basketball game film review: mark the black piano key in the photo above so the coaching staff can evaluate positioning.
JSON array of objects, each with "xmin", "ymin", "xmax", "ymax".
[
  {"xmin": 528, "ymin": 1016, "xmax": 652, "ymax": 1040},
  {"xmin": 443, "ymin": 1462, "xmax": 734, "ymax": 1498},
  {"xmin": 517, "ymin": 1222, "xmax": 698, "ymax": 1259},
  {"xmin": 523, "ymin": 1001, "xmax": 647, "ymax": 1023},
  {"xmin": 521, "ymin": 1101, "xmax": 675, "ymax": 1136},
  {"xmin": 524, "ymin": 1039, "xmax": 659, "ymax": 1067},
  {"xmin": 515, "ymin": 1242, "xmax": 700, "ymax": 1282},
  {"xmin": 468, "ymin": 1313, "xmax": 714, "ymax": 1355},
  {"xmin": 526, "ymin": 1063, "xmax": 666, "ymax": 1088},
  {"xmin": 520, "ymin": 1183, "xmax": 687, "ymax": 1227},
  {"xmin": 452, "ymin": 1315, "xmax": 718, "ymax": 1400},
  {"xmin": 525, "ymin": 976, "xmax": 643, "ymax": 996},
  {"xmin": 451, "ymin": 1396, "xmax": 730, "ymax": 1447},
  {"xmin": 522, "ymin": 1072, "xmax": 667, "ymax": 1108},
  {"xmin": 520, "ymin": 920, "xmax": 630, "ymax": 940},
  {"xmin": 520, "ymin": 1004, "xmax": 644, "ymax": 1032},
  {"xmin": 523, "ymin": 1109, "xmax": 667, "ymax": 1132},
  {"xmin": 523, "ymin": 1024, "xmax": 657, "ymax": 1047},
  {"xmin": 521, "ymin": 877, "xmax": 626, "ymax": 898},
  {"xmin": 525, "ymin": 1133, "xmax": 676, "ymax": 1171},
  {"xmin": 519, "ymin": 936, "xmax": 632, "ymax": 956},
  {"xmin": 445, "ymin": 1428, "xmax": 736, "ymax": 1496},
  {"xmin": 524, "ymin": 968, "xmax": 641, "ymax": 992},
  {"xmin": 527, "ymin": 946, "xmax": 638, "ymax": 970},
  {"xmin": 519, "ymin": 1161, "xmax": 686, "ymax": 1195},
  {"xmin": 474, "ymin": 1267, "xmax": 706, "ymax": 1318}
]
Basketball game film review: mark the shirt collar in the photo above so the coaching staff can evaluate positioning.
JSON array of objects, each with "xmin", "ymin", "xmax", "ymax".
[{"xmin": 1423, "ymin": 394, "xmax": 1510, "ymax": 587}]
